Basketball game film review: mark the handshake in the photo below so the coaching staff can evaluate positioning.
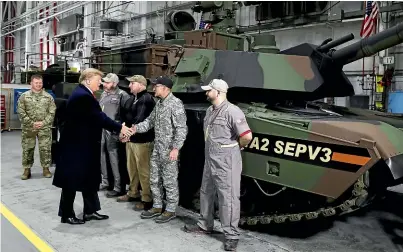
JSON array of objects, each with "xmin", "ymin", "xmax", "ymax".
[{"xmin": 119, "ymin": 123, "xmax": 136, "ymax": 143}]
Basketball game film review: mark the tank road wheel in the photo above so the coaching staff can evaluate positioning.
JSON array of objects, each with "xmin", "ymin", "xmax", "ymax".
[
  {"xmin": 339, "ymin": 171, "xmax": 372, "ymax": 215},
  {"xmin": 247, "ymin": 217, "xmax": 258, "ymax": 225},
  {"xmin": 289, "ymin": 214, "xmax": 303, "ymax": 222},
  {"xmin": 305, "ymin": 212, "xmax": 319, "ymax": 220},
  {"xmin": 260, "ymin": 216, "xmax": 272, "ymax": 224},
  {"xmin": 321, "ymin": 208, "xmax": 336, "ymax": 217},
  {"xmin": 273, "ymin": 215, "xmax": 287, "ymax": 223},
  {"xmin": 339, "ymin": 199, "xmax": 356, "ymax": 211}
]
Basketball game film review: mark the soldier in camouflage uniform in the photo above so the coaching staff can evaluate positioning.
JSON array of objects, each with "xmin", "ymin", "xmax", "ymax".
[
  {"xmin": 17, "ymin": 74, "xmax": 56, "ymax": 180},
  {"xmin": 131, "ymin": 76, "xmax": 188, "ymax": 223}
]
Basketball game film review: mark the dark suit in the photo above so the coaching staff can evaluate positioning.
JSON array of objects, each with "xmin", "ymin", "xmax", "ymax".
[{"xmin": 53, "ymin": 84, "xmax": 122, "ymax": 218}]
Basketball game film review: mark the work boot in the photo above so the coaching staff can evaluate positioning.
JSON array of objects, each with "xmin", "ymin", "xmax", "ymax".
[
  {"xmin": 43, "ymin": 167, "xmax": 52, "ymax": 178},
  {"xmin": 116, "ymin": 194, "xmax": 139, "ymax": 203},
  {"xmin": 106, "ymin": 190, "xmax": 125, "ymax": 198},
  {"xmin": 21, "ymin": 168, "xmax": 31, "ymax": 180},
  {"xmin": 154, "ymin": 211, "xmax": 176, "ymax": 223},
  {"xmin": 224, "ymin": 239, "xmax": 239, "ymax": 251},
  {"xmin": 133, "ymin": 201, "xmax": 153, "ymax": 211},
  {"xmin": 140, "ymin": 207, "xmax": 162, "ymax": 219},
  {"xmin": 99, "ymin": 184, "xmax": 108, "ymax": 191},
  {"xmin": 183, "ymin": 223, "xmax": 213, "ymax": 234}
]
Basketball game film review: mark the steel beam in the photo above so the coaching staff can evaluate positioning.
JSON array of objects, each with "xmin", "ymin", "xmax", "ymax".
[
  {"xmin": 2, "ymin": 1, "xmax": 16, "ymax": 83},
  {"xmin": 2, "ymin": 1, "xmax": 8, "ymax": 22},
  {"xmin": 24, "ymin": 1, "xmax": 32, "ymax": 70},
  {"xmin": 1, "ymin": 1, "xmax": 70, "ymax": 28},
  {"xmin": 83, "ymin": 2, "xmax": 93, "ymax": 62},
  {"xmin": 13, "ymin": 1, "xmax": 21, "ymax": 83},
  {"xmin": 129, "ymin": 1, "xmax": 194, "ymax": 21},
  {"xmin": 52, "ymin": 2, "xmax": 57, "ymax": 64},
  {"xmin": 1, "ymin": 2, "xmax": 87, "ymax": 37},
  {"xmin": 238, "ymin": 2, "xmax": 403, "ymax": 33}
]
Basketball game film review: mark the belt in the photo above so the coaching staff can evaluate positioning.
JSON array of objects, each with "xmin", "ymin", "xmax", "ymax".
[{"xmin": 221, "ymin": 143, "xmax": 239, "ymax": 148}]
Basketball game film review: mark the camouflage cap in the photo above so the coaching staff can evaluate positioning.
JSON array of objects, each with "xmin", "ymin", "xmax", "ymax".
[
  {"xmin": 126, "ymin": 75, "xmax": 147, "ymax": 85},
  {"xmin": 102, "ymin": 73, "xmax": 119, "ymax": 83},
  {"xmin": 201, "ymin": 79, "xmax": 229, "ymax": 93}
]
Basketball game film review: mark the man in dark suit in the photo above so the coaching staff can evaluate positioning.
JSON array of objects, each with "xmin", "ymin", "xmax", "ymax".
[{"xmin": 52, "ymin": 68, "xmax": 133, "ymax": 225}]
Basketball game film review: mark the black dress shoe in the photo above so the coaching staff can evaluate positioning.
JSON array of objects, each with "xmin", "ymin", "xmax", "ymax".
[
  {"xmin": 83, "ymin": 212, "xmax": 109, "ymax": 221},
  {"xmin": 61, "ymin": 216, "xmax": 85, "ymax": 225}
]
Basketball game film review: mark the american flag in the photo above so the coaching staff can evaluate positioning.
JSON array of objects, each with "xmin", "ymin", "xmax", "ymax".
[
  {"xmin": 199, "ymin": 17, "xmax": 212, "ymax": 30},
  {"xmin": 360, "ymin": 1, "xmax": 379, "ymax": 38}
]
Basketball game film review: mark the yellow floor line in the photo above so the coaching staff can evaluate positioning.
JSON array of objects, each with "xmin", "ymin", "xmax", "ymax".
[{"xmin": 0, "ymin": 202, "xmax": 54, "ymax": 252}]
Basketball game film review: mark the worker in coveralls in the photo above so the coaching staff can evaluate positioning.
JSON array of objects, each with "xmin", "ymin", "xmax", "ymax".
[
  {"xmin": 130, "ymin": 76, "xmax": 188, "ymax": 223},
  {"xmin": 99, "ymin": 73, "xmax": 129, "ymax": 197},
  {"xmin": 183, "ymin": 79, "xmax": 252, "ymax": 251},
  {"xmin": 17, "ymin": 74, "xmax": 56, "ymax": 180}
]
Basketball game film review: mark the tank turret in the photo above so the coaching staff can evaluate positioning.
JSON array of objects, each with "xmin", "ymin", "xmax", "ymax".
[
  {"xmin": 171, "ymin": 22, "xmax": 403, "ymax": 104},
  {"xmin": 277, "ymin": 22, "xmax": 403, "ymax": 101}
]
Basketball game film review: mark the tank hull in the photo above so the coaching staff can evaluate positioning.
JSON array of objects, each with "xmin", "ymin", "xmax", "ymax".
[{"xmin": 177, "ymin": 102, "xmax": 403, "ymax": 225}]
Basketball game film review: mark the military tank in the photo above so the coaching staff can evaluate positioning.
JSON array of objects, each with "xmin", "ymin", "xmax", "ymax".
[
  {"xmin": 170, "ymin": 23, "xmax": 403, "ymax": 226},
  {"xmin": 52, "ymin": 1, "xmax": 403, "ymax": 226}
]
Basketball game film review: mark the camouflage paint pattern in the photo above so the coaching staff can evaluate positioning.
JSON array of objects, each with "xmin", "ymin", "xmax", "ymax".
[
  {"xmin": 17, "ymin": 89, "xmax": 56, "ymax": 168},
  {"xmin": 166, "ymin": 22, "xmax": 403, "ymax": 200},
  {"xmin": 240, "ymin": 104, "xmax": 403, "ymax": 199},
  {"xmin": 172, "ymin": 23, "xmax": 403, "ymax": 100},
  {"xmin": 172, "ymin": 48, "xmax": 324, "ymax": 93}
]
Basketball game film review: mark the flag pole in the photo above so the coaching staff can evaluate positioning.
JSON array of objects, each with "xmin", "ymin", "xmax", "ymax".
[
  {"xmin": 362, "ymin": 1, "xmax": 365, "ymax": 95},
  {"xmin": 359, "ymin": 1, "xmax": 379, "ymax": 109},
  {"xmin": 372, "ymin": 11, "xmax": 378, "ymax": 110}
]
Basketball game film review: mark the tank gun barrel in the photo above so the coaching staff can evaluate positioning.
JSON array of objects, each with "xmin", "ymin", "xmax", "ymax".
[
  {"xmin": 332, "ymin": 22, "xmax": 403, "ymax": 65},
  {"xmin": 317, "ymin": 33, "xmax": 354, "ymax": 53}
]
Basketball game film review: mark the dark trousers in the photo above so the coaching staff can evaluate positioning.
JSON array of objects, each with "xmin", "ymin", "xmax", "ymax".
[{"xmin": 58, "ymin": 188, "xmax": 101, "ymax": 218}]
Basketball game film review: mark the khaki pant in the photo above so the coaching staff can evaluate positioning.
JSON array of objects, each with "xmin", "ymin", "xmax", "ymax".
[{"xmin": 126, "ymin": 142, "xmax": 152, "ymax": 202}]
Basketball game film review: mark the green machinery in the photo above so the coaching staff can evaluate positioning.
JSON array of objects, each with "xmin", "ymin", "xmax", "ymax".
[{"xmin": 52, "ymin": 1, "xmax": 403, "ymax": 226}]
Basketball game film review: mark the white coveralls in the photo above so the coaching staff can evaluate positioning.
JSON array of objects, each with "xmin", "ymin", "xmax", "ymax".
[{"xmin": 197, "ymin": 100, "xmax": 251, "ymax": 240}]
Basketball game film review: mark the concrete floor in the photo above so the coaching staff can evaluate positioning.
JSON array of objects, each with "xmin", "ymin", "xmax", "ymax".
[
  {"xmin": 1, "ymin": 130, "xmax": 403, "ymax": 252},
  {"xmin": 1, "ymin": 215, "xmax": 39, "ymax": 252}
]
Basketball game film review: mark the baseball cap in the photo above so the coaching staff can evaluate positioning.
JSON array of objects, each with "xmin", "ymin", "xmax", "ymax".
[
  {"xmin": 126, "ymin": 75, "xmax": 147, "ymax": 85},
  {"xmin": 201, "ymin": 79, "xmax": 229, "ymax": 93},
  {"xmin": 102, "ymin": 73, "xmax": 119, "ymax": 83},
  {"xmin": 151, "ymin": 76, "xmax": 173, "ymax": 89}
]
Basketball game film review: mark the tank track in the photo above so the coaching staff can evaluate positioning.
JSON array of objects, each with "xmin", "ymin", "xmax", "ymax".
[{"xmin": 239, "ymin": 173, "xmax": 371, "ymax": 226}]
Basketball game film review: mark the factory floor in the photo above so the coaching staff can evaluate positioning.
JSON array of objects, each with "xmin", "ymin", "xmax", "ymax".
[
  {"xmin": 1, "ymin": 130, "xmax": 403, "ymax": 252},
  {"xmin": 1, "ymin": 214, "xmax": 40, "ymax": 252}
]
